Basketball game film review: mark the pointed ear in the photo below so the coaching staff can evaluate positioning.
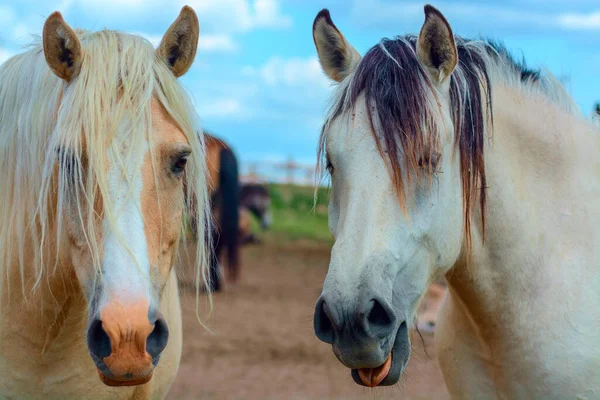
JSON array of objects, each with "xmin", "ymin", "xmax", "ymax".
[
  {"xmin": 43, "ymin": 12, "xmax": 82, "ymax": 82},
  {"xmin": 312, "ymin": 9, "xmax": 361, "ymax": 82},
  {"xmin": 416, "ymin": 5, "xmax": 458, "ymax": 85},
  {"xmin": 157, "ymin": 6, "xmax": 199, "ymax": 78}
]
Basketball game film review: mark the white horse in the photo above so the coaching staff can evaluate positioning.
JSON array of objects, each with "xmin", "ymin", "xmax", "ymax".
[
  {"xmin": 311, "ymin": 5, "xmax": 600, "ymax": 398},
  {"xmin": 0, "ymin": 6, "xmax": 210, "ymax": 399}
]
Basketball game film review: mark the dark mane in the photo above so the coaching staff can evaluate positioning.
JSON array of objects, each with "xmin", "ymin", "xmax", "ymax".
[
  {"xmin": 319, "ymin": 35, "xmax": 547, "ymax": 247},
  {"xmin": 484, "ymin": 39, "xmax": 541, "ymax": 82}
]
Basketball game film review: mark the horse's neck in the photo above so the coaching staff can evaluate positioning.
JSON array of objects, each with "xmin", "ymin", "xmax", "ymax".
[{"xmin": 447, "ymin": 85, "xmax": 600, "ymax": 348}]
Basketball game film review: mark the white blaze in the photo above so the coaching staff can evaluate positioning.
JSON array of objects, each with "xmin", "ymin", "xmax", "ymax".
[{"xmin": 99, "ymin": 125, "xmax": 151, "ymax": 307}]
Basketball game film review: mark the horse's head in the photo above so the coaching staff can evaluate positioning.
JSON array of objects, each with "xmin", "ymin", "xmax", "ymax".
[
  {"xmin": 312, "ymin": 6, "xmax": 479, "ymax": 387},
  {"xmin": 241, "ymin": 184, "xmax": 272, "ymax": 229},
  {"xmin": 42, "ymin": 7, "xmax": 206, "ymax": 386}
]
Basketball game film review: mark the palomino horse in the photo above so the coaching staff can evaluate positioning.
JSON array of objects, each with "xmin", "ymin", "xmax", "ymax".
[
  {"xmin": 188, "ymin": 133, "xmax": 240, "ymax": 292},
  {"xmin": 0, "ymin": 7, "xmax": 210, "ymax": 399},
  {"xmin": 312, "ymin": 5, "xmax": 600, "ymax": 397}
]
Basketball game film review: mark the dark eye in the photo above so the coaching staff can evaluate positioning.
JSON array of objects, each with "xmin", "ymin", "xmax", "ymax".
[
  {"xmin": 172, "ymin": 156, "xmax": 188, "ymax": 175},
  {"xmin": 418, "ymin": 153, "xmax": 441, "ymax": 170},
  {"xmin": 326, "ymin": 157, "xmax": 334, "ymax": 174},
  {"xmin": 57, "ymin": 147, "xmax": 79, "ymax": 180}
]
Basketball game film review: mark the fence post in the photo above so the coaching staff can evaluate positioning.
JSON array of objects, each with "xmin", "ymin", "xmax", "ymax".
[{"xmin": 240, "ymin": 158, "xmax": 317, "ymax": 186}]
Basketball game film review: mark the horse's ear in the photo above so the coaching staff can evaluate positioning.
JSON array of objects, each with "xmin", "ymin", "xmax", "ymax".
[
  {"xmin": 313, "ymin": 9, "xmax": 361, "ymax": 82},
  {"xmin": 416, "ymin": 5, "xmax": 458, "ymax": 85},
  {"xmin": 43, "ymin": 12, "xmax": 82, "ymax": 82},
  {"xmin": 157, "ymin": 6, "xmax": 199, "ymax": 78}
]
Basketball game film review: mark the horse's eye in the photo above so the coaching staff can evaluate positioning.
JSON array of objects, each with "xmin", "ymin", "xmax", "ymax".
[
  {"xmin": 172, "ymin": 156, "xmax": 188, "ymax": 175},
  {"xmin": 57, "ymin": 148, "xmax": 78, "ymax": 179},
  {"xmin": 326, "ymin": 158, "xmax": 334, "ymax": 174},
  {"xmin": 418, "ymin": 153, "xmax": 441, "ymax": 170}
]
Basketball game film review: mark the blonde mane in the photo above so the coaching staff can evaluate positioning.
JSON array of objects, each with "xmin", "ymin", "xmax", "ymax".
[{"xmin": 0, "ymin": 30, "xmax": 210, "ymax": 307}]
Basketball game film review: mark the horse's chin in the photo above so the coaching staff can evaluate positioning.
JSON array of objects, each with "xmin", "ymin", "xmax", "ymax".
[{"xmin": 97, "ymin": 370, "xmax": 153, "ymax": 387}]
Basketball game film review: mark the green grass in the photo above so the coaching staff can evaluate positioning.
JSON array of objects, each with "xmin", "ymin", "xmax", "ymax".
[{"xmin": 254, "ymin": 183, "xmax": 333, "ymax": 244}]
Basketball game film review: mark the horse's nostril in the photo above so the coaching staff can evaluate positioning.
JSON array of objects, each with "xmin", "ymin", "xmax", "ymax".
[
  {"xmin": 87, "ymin": 319, "xmax": 111, "ymax": 359},
  {"xmin": 314, "ymin": 297, "xmax": 334, "ymax": 344},
  {"xmin": 146, "ymin": 317, "xmax": 169, "ymax": 360},
  {"xmin": 364, "ymin": 298, "xmax": 396, "ymax": 337},
  {"xmin": 367, "ymin": 299, "xmax": 393, "ymax": 327}
]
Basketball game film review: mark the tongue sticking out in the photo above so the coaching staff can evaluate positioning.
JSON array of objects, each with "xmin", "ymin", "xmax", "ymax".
[{"xmin": 357, "ymin": 354, "xmax": 393, "ymax": 387}]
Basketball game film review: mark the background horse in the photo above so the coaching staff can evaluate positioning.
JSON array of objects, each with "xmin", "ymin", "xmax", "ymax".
[
  {"xmin": 311, "ymin": 5, "xmax": 600, "ymax": 397},
  {"xmin": 188, "ymin": 133, "xmax": 240, "ymax": 292},
  {"xmin": 0, "ymin": 7, "xmax": 210, "ymax": 399},
  {"xmin": 239, "ymin": 183, "xmax": 272, "ymax": 244}
]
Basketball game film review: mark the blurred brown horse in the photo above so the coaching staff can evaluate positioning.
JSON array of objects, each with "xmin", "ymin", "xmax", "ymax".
[
  {"xmin": 186, "ymin": 133, "xmax": 240, "ymax": 292},
  {"xmin": 185, "ymin": 133, "xmax": 273, "ymax": 291}
]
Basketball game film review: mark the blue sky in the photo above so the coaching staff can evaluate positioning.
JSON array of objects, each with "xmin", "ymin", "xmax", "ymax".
[{"xmin": 1, "ymin": 0, "xmax": 599, "ymax": 174}]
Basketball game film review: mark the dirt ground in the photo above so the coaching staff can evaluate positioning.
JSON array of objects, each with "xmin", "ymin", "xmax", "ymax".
[{"xmin": 169, "ymin": 240, "xmax": 449, "ymax": 400}]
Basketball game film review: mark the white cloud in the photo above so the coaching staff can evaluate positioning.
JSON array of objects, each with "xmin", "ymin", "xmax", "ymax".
[
  {"xmin": 198, "ymin": 34, "xmax": 238, "ymax": 52},
  {"xmin": 241, "ymin": 66, "xmax": 257, "ymax": 77},
  {"xmin": 0, "ymin": 5, "xmax": 16, "ymax": 26},
  {"xmin": 0, "ymin": 48, "xmax": 15, "ymax": 65},
  {"xmin": 258, "ymin": 56, "xmax": 330, "ymax": 89},
  {"xmin": 186, "ymin": 0, "xmax": 292, "ymax": 32},
  {"xmin": 0, "ymin": 0, "xmax": 289, "ymax": 59},
  {"xmin": 350, "ymin": 0, "xmax": 600, "ymax": 32},
  {"xmin": 558, "ymin": 12, "xmax": 600, "ymax": 30},
  {"xmin": 11, "ymin": 24, "xmax": 31, "ymax": 42},
  {"xmin": 350, "ymin": 1, "xmax": 545, "ymax": 28},
  {"xmin": 66, "ymin": 0, "xmax": 149, "ymax": 15},
  {"xmin": 202, "ymin": 56, "xmax": 334, "ymax": 125},
  {"xmin": 191, "ymin": 56, "xmax": 334, "ymax": 123},
  {"xmin": 100, "ymin": 0, "xmax": 144, "ymax": 5},
  {"xmin": 251, "ymin": 0, "xmax": 291, "ymax": 29},
  {"xmin": 75, "ymin": 0, "xmax": 292, "ymax": 32},
  {"xmin": 197, "ymin": 98, "xmax": 251, "ymax": 118},
  {"xmin": 136, "ymin": 32, "xmax": 238, "ymax": 53}
]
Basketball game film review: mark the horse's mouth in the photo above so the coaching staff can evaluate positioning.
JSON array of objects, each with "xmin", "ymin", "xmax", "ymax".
[
  {"xmin": 354, "ymin": 354, "xmax": 393, "ymax": 387},
  {"xmin": 350, "ymin": 321, "xmax": 410, "ymax": 388},
  {"xmin": 97, "ymin": 369, "xmax": 153, "ymax": 387}
]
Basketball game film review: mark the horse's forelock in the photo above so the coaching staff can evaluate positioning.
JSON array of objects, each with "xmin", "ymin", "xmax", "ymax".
[{"xmin": 318, "ymin": 35, "xmax": 494, "ymax": 249}]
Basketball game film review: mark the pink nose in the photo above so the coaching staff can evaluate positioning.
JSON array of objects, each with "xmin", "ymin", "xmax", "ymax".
[{"xmin": 86, "ymin": 300, "xmax": 169, "ymax": 386}]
